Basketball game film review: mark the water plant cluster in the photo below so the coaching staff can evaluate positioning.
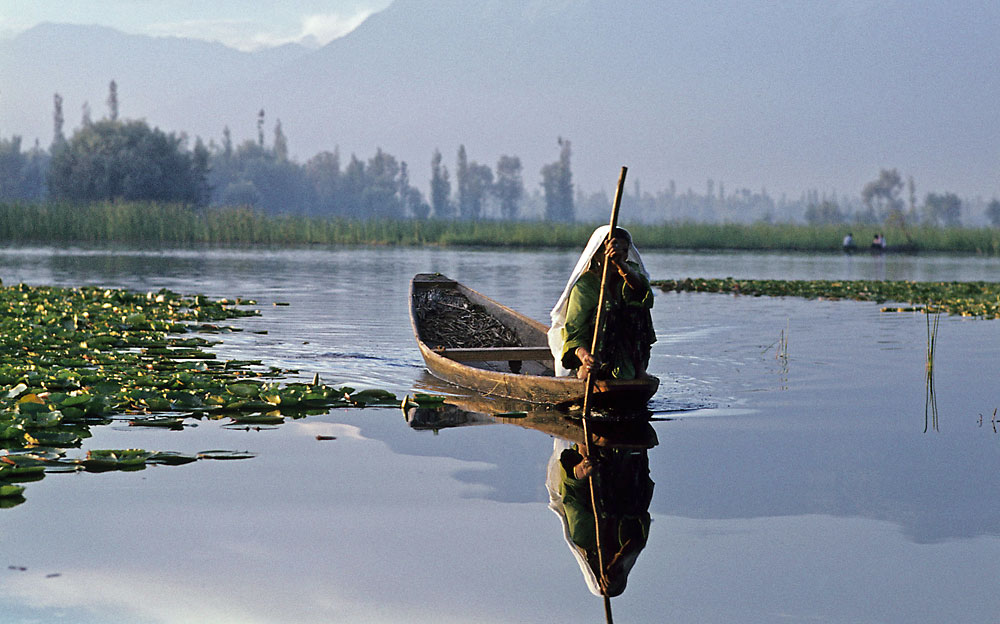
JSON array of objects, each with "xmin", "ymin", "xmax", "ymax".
[
  {"xmin": 0, "ymin": 281, "xmax": 399, "ymax": 508},
  {"xmin": 652, "ymin": 277, "xmax": 1000, "ymax": 318}
]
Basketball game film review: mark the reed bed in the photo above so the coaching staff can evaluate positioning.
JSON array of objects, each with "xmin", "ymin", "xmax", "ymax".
[{"xmin": 4, "ymin": 201, "xmax": 1000, "ymax": 254}]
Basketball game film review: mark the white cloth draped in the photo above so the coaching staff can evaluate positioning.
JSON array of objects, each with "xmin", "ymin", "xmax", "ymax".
[{"xmin": 546, "ymin": 225, "xmax": 649, "ymax": 377}]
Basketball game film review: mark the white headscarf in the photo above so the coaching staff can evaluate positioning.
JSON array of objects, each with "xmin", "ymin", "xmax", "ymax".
[{"xmin": 547, "ymin": 226, "xmax": 649, "ymax": 376}]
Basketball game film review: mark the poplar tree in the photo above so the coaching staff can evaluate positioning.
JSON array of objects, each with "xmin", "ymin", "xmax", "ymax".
[
  {"xmin": 540, "ymin": 137, "xmax": 574, "ymax": 221},
  {"xmin": 273, "ymin": 119, "xmax": 288, "ymax": 161},
  {"xmin": 456, "ymin": 144, "xmax": 470, "ymax": 218},
  {"xmin": 107, "ymin": 79, "xmax": 119, "ymax": 121},
  {"xmin": 52, "ymin": 93, "xmax": 65, "ymax": 148},
  {"xmin": 430, "ymin": 149, "xmax": 453, "ymax": 218},
  {"xmin": 494, "ymin": 155, "xmax": 523, "ymax": 220}
]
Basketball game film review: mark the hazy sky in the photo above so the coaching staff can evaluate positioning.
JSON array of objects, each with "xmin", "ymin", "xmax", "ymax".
[{"xmin": 0, "ymin": 0, "xmax": 392, "ymax": 50}]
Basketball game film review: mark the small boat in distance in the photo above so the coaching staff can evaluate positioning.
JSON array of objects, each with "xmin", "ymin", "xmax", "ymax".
[{"xmin": 409, "ymin": 273, "xmax": 659, "ymax": 408}]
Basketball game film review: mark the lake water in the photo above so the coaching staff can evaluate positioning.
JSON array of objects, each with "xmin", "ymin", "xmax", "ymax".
[{"xmin": 1, "ymin": 245, "xmax": 1000, "ymax": 623}]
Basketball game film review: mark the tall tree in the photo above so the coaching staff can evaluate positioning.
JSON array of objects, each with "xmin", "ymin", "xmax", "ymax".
[
  {"xmin": 107, "ymin": 79, "xmax": 119, "ymax": 122},
  {"xmin": 463, "ymin": 161, "xmax": 493, "ymax": 220},
  {"xmin": 273, "ymin": 119, "xmax": 288, "ymax": 162},
  {"xmin": 341, "ymin": 154, "xmax": 366, "ymax": 213},
  {"xmin": 540, "ymin": 137, "xmax": 574, "ymax": 221},
  {"xmin": 222, "ymin": 126, "xmax": 233, "ymax": 160},
  {"xmin": 804, "ymin": 200, "xmax": 845, "ymax": 225},
  {"xmin": 987, "ymin": 199, "xmax": 1000, "ymax": 227},
  {"xmin": 430, "ymin": 149, "xmax": 453, "ymax": 218},
  {"xmin": 0, "ymin": 136, "xmax": 27, "ymax": 200},
  {"xmin": 399, "ymin": 161, "xmax": 429, "ymax": 219},
  {"xmin": 305, "ymin": 149, "xmax": 342, "ymax": 216},
  {"xmin": 923, "ymin": 192, "xmax": 962, "ymax": 227},
  {"xmin": 48, "ymin": 119, "xmax": 205, "ymax": 204},
  {"xmin": 191, "ymin": 137, "xmax": 211, "ymax": 206},
  {"xmin": 364, "ymin": 148, "xmax": 402, "ymax": 219},
  {"xmin": 52, "ymin": 93, "xmax": 65, "ymax": 149},
  {"xmin": 257, "ymin": 109, "xmax": 265, "ymax": 148},
  {"xmin": 494, "ymin": 155, "xmax": 523, "ymax": 220},
  {"xmin": 861, "ymin": 169, "xmax": 904, "ymax": 223},
  {"xmin": 456, "ymin": 145, "xmax": 470, "ymax": 218}
]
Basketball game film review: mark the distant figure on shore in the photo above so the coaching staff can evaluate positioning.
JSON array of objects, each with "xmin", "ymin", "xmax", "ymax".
[
  {"xmin": 871, "ymin": 233, "xmax": 886, "ymax": 252},
  {"xmin": 842, "ymin": 232, "xmax": 855, "ymax": 253}
]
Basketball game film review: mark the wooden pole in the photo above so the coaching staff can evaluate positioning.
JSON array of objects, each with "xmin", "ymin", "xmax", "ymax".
[
  {"xmin": 581, "ymin": 166, "xmax": 627, "ymax": 621},
  {"xmin": 581, "ymin": 165, "xmax": 627, "ymax": 422}
]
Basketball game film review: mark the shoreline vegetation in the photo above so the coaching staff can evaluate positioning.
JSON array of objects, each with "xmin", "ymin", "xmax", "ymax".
[{"xmin": 4, "ymin": 201, "xmax": 1000, "ymax": 254}]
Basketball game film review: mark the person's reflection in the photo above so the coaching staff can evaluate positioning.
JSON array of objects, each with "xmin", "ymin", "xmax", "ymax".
[{"xmin": 546, "ymin": 423, "xmax": 655, "ymax": 598}]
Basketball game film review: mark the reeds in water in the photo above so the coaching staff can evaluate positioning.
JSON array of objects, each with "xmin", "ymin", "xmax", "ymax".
[
  {"xmin": 924, "ymin": 312, "xmax": 940, "ymax": 433},
  {"xmin": 5, "ymin": 201, "xmax": 1000, "ymax": 253}
]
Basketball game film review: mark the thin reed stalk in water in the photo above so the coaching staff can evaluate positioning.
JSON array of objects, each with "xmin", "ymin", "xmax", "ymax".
[{"xmin": 924, "ymin": 312, "xmax": 940, "ymax": 432}]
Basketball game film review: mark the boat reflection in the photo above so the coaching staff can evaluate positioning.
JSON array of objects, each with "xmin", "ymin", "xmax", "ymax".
[{"xmin": 404, "ymin": 386, "xmax": 656, "ymax": 618}]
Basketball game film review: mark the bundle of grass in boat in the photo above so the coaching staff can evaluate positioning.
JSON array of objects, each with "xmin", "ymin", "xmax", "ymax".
[{"xmin": 413, "ymin": 289, "xmax": 521, "ymax": 349}]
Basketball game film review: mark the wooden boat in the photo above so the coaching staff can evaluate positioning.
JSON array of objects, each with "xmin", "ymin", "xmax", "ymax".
[{"xmin": 409, "ymin": 273, "xmax": 659, "ymax": 407}]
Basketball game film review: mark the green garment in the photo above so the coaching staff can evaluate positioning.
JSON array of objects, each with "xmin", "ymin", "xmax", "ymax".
[
  {"xmin": 557, "ymin": 444, "xmax": 654, "ymax": 597},
  {"xmin": 560, "ymin": 262, "xmax": 655, "ymax": 379}
]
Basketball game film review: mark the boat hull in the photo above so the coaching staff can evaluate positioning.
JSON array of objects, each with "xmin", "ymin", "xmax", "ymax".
[{"xmin": 410, "ymin": 273, "xmax": 659, "ymax": 407}]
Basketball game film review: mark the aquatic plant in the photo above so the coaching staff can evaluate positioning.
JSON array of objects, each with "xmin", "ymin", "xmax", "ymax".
[
  {"xmin": 925, "ymin": 313, "xmax": 940, "ymax": 433},
  {"xmin": 653, "ymin": 278, "xmax": 1000, "ymax": 318},
  {"xmin": 0, "ymin": 281, "xmax": 401, "ymax": 507}
]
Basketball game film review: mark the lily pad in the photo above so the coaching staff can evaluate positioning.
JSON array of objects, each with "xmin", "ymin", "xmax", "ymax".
[{"xmin": 0, "ymin": 484, "xmax": 25, "ymax": 498}]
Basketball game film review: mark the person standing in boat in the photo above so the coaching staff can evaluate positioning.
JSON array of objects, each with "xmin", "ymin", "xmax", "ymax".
[{"xmin": 548, "ymin": 226, "xmax": 655, "ymax": 380}]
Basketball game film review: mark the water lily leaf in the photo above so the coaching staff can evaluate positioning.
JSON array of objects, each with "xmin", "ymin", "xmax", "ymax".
[
  {"xmin": 0, "ymin": 425, "xmax": 26, "ymax": 441},
  {"xmin": 0, "ymin": 484, "xmax": 26, "ymax": 498},
  {"xmin": 230, "ymin": 413, "xmax": 284, "ymax": 425},
  {"xmin": 5, "ymin": 383, "xmax": 28, "ymax": 399},
  {"xmin": 197, "ymin": 450, "xmax": 256, "ymax": 460},
  {"xmin": 226, "ymin": 383, "xmax": 262, "ymax": 398},
  {"xmin": 23, "ymin": 410, "xmax": 62, "ymax": 428},
  {"xmin": 141, "ymin": 397, "xmax": 171, "ymax": 411},
  {"xmin": 148, "ymin": 451, "xmax": 198, "ymax": 465},
  {"xmin": 17, "ymin": 401, "xmax": 50, "ymax": 415},
  {"xmin": 93, "ymin": 382, "xmax": 121, "ymax": 395},
  {"xmin": 0, "ymin": 464, "xmax": 46, "ymax": 482},
  {"xmin": 83, "ymin": 448, "xmax": 152, "ymax": 472},
  {"xmin": 58, "ymin": 406, "xmax": 85, "ymax": 421},
  {"xmin": 129, "ymin": 417, "xmax": 185, "ymax": 430},
  {"xmin": 30, "ymin": 432, "xmax": 81, "ymax": 447},
  {"xmin": 351, "ymin": 389, "xmax": 398, "ymax": 405},
  {"xmin": 412, "ymin": 393, "xmax": 447, "ymax": 406},
  {"xmin": 167, "ymin": 392, "xmax": 203, "ymax": 408}
]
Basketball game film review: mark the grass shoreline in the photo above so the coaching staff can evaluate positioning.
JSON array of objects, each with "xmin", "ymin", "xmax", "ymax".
[{"xmin": 4, "ymin": 201, "xmax": 1000, "ymax": 255}]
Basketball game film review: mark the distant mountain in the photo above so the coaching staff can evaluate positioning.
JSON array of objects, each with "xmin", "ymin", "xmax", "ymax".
[
  {"xmin": 3, "ymin": 1, "xmax": 999, "ymax": 199},
  {"xmin": 0, "ymin": 22, "xmax": 309, "ymax": 146}
]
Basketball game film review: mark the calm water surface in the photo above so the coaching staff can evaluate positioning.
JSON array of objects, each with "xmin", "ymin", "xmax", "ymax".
[{"xmin": 1, "ymin": 246, "xmax": 999, "ymax": 623}]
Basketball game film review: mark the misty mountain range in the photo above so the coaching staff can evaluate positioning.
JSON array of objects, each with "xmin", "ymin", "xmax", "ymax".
[{"xmin": 2, "ymin": 0, "xmax": 999, "ymax": 200}]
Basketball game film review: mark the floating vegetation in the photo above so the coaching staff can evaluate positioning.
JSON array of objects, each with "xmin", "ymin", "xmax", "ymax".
[
  {"xmin": 400, "ymin": 394, "xmax": 448, "ymax": 413},
  {"xmin": 0, "ymin": 281, "xmax": 402, "ymax": 508},
  {"xmin": 653, "ymin": 278, "xmax": 1000, "ymax": 318}
]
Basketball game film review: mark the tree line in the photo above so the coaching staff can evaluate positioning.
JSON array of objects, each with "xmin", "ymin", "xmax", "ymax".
[
  {"xmin": 2, "ymin": 81, "xmax": 997, "ymax": 228},
  {"xmin": 1, "ymin": 82, "xmax": 575, "ymax": 221}
]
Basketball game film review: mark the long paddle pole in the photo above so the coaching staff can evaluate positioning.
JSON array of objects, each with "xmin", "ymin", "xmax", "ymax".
[{"xmin": 581, "ymin": 165, "xmax": 628, "ymax": 623}]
